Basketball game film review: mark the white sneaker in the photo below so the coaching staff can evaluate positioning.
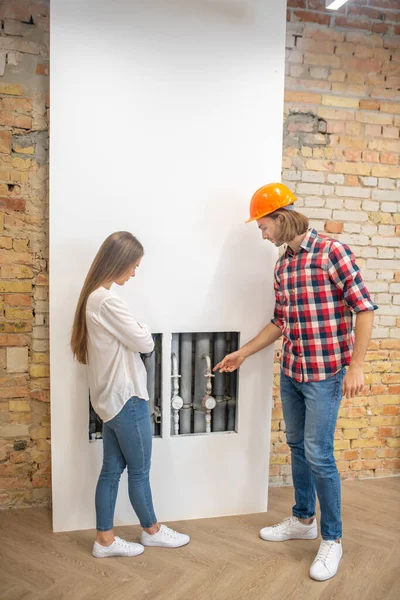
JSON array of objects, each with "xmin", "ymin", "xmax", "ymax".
[
  {"xmin": 92, "ymin": 536, "xmax": 144, "ymax": 558},
  {"xmin": 309, "ymin": 540, "xmax": 343, "ymax": 581},
  {"xmin": 259, "ymin": 516, "xmax": 317, "ymax": 542},
  {"xmin": 140, "ymin": 524, "xmax": 190, "ymax": 548}
]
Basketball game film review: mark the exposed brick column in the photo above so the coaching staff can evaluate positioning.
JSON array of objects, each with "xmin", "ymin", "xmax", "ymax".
[{"xmin": 0, "ymin": 0, "xmax": 49, "ymax": 507}]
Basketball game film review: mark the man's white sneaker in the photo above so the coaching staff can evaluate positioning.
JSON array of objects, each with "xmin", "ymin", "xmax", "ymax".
[
  {"xmin": 259, "ymin": 516, "xmax": 317, "ymax": 542},
  {"xmin": 92, "ymin": 536, "xmax": 144, "ymax": 558},
  {"xmin": 309, "ymin": 540, "xmax": 343, "ymax": 581},
  {"xmin": 140, "ymin": 524, "xmax": 190, "ymax": 548}
]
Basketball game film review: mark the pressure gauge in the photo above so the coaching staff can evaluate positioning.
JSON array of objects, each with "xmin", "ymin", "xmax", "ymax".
[
  {"xmin": 204, "ymin": 395, "xmax": 216, "ymax": 410},
  {"xmin": 171, "ymin": 396, "xmax": 183, "ymax": 410}
]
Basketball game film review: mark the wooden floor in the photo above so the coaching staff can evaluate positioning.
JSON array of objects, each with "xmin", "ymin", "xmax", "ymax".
[{"xmin": 0, "ymin": 478, "xmax": 399, "ymax": 600}]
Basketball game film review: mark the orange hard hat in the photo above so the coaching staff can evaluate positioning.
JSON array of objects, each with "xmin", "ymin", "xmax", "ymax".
[{"xmin": 246, "ymin": 183, "xmax": 296, "ymax": 223}]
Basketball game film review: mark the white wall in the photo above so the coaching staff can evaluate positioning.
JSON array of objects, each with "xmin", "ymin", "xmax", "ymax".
[{"xmin": 50, "ymin": 0, "xmax": 286, "ymax": 532}]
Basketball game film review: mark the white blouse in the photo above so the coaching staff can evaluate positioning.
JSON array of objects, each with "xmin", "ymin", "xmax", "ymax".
[{"xmin": 86, "ymin": 287, "xmax": 154, "ymax": 422}]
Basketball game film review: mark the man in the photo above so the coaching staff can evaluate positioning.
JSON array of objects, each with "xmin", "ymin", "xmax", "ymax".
[{"xmin": 214, "ymin": 183, "xmax": 377, "ymax": 581}]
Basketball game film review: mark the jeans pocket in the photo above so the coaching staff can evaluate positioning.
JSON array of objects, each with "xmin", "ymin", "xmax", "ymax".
[{"xmin": 128, "ymin": 396, "xmax": 150, "ymax": 422}]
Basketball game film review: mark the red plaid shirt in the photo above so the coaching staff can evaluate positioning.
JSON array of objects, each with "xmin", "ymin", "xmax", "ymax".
[{"xmin": 271, "ymin": 228, "xmax": 377, "ymax": 382}]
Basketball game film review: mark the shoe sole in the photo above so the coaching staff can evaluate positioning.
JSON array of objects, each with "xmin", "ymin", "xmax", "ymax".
[
  {"xmin": 92, "ymin": 546, "xmax": 145, "ymax": 558},
  {"xmin": 141, "ymin": 539, "xmax": 190, "ymax": 549},
  {"xmin": 309, "ymin": 564, "xmax": 340, "ymax": 582},
  {"xmin": 260, "ymin": 532, "xmax": 318, "ymax": 542}
]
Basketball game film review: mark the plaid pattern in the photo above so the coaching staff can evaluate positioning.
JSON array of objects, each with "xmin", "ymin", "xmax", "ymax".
[{"xmin": 271, "ymin": 228, "xmax": 378, "ymax": 382}]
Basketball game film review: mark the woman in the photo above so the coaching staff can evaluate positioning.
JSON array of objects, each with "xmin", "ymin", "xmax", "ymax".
[{"xmin": 71, "ymin": 231, "xmax": 190, "ymax": 558}]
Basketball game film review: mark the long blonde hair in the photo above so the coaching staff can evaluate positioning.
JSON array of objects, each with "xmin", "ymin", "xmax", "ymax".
[
  {"xmin": 71, "ymin": 231, "xmax": 144, "ymax": 364},
  {"xmin": 270, "ymin": 209, "xmax": 309, "ymax": 245}
]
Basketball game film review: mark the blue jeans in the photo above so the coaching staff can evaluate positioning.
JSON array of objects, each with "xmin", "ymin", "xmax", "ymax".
[
  {"xmin": 280, "ymin": 368, "xmax": 345, "ymax": 541},
  {"xmin": 95, "ymin": 396, "xmax": 157, "ymax": 530}
]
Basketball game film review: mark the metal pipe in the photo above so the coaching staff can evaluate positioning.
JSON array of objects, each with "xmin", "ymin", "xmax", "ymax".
[
  {"xmin": 154, "ymin": 337, "xmax": 162, "ymax": 436},
  {"xmin": 89, "ymin": 393, "xmax": 96, "ymax": 441},
  {"xmin": 171, "ymin": 352, "xmax": 183, "ymax": 435},
  {"xmin": 213, "ymin": 333, "xmax": 226, "ymax": 397},
  {"xmin": 144, "ymin": 351, "xmax": 156, "ymax": 434},
  {"xmin": 180, "ymin": 333, "xmax": 193, "ymax": 434},
  {"xmin": 227, "ymin": 370, "xmax": 237, "ymax": 432},
  {"xmin": 193, "ymin": 333, "xmax": 210, "ymax": 433},
  {"xmin": 227, "ymin": 333, "xmax": 238, "ymax": 431},
  {"xmin": 202, "ymin": 353, "xmax": 216, "ymax": 434},
  {"xmin": 212, "ymin": 333, "xmax": 227, "ymax": 432}
]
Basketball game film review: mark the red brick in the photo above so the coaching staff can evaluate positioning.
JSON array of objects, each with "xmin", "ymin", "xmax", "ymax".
[
  {"xmin": 381, "ymin": 152, "xmax": 399, "ymax": 164},
  {"xmin": 378, "ymin": 448, "xmax": 399, "ymax": 459},
  {"xmin": 0, "ymin": 334, "xmax": 30, "ymax": 346},
  {"xmin": 383, "ymin": 10, "xmax": 400, "ymax": 23},
  {"xmin": 293, "ymin": 10, "xmax": 330, "ymax": 25},
  {"xmin": 343, "ymin": 58, "xmax": 383, "ymax": 72},
  {"xmin": 382, "ymin": 458, "xmax": 400, "ymax": 470},
  {"xmin": 348, "ymin": 407, "xmax": 367, "ymax": 418},
  {"xmin": 30, "ymin": 390, "xmax": 50, "ymax": 403},
  {"xmin": 335, "ymin": 42, "xmax": 357, "ymax": 56},
  {"xmin": 36, "ymin": 64, "xmax": 49, "ymax": 76},
  {"xmin": 0, "ymin": 477, "xmax": 31, "ymax": 490},
  {"xmin": 374, "ymin": 2, "xmax": 400, "ymax": 14},
  {"xmin": 305, "ymin": 27, "xmax": 345, "ymax": 42},
  {"xmin": 32, "ymin": 475, "xmax": 51, "ymax": 489},
  {"xmin": 360, "ymin": 99, "xmax": 381, "ymax": 110},
  {"xmin": 285, "ymin": 90, "xmax": 321, "ymax": 104},
  {"xmin": 335, "ymin": 17, "xmax": 372, "ymax": 32},
  {"xmin": 324, "ymin": 221, "xmax": 343, "ymax": 234},
  {"xmin": 367, "ymin": 73, "xmax": 386, "ymax": 86},
  {"xmin": 0, "ymin": 112, "xmax": 31, "ymax": 130},
  {"xmin": 0, "ymin": 250, "xmax": 32, "ymax": 265},
  {"xmin": 379, "ymin": 427, "xmax": 395, "ymax": 437},
  {"xmin": 348, "ymin": 5, "xmax": 388, "ymax": 20},
  {"xmin": 36, "ymin": 272, "xmax": 48, "ymax": 286},
  {"xmin": 0, "ymin": 197, "xmax": 26, "ymax": 211},
  {"xmin": 345, "ymin": 175, "xmax": 361, "ymax": 186},
  {"xmin": 3, "ymin": 294, "xmax": 31, "ymax": 307},
  {"xmin": 370, "ymin": 385, "xmax": 388, "ymax": 394},
  {"xmin": 346, "ymin": 31, "xmax": 384, "ymax": 47},
  {"xmin": 299, "ymin": 39, "xmax": 335, "ymax": 55},
  {"xmin": 287, "ymin": 0, "xmax": 307, "ymax": 7},
  {"xmin": 327, "ymin": 122, "xmax": 346, "ymax": 134},
  {"xmin": 365, "ymin": 124, "xmax": 382, "ymax": 137},
  {"xmin": 362, "ymin": 448, "xmax": 378, "ymax": 459},
  {"xmin": 344, "ymin": 450, "xmax": 360, "ymax": 461},
  {"xmin": 307, "ymin": 0, "xmax": 327, "ymax": 9},
  {"xmin": 344, "ymin": 150, "xmax": 362, "ymax": 162},
  {"xmin": 372, "ymin": 23, "xmax": 390, "ymax": 34},
  {"xmin": 384, "ymin": 406, "xmax": 399, "ymax": 416},
  {"xmin": 363, "ymin": 151, "xmax": 380, "ymax": 162},
  {"xmin": 0, "ymin": 131, "xmax": 12, "ymax": 154},
  {"xmin": 0, "ymin": 385, "xmax": 29, "ymax": 399}
]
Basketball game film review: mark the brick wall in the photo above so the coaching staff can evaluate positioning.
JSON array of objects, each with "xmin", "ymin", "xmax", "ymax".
[
  {"xmin": 0, "ymin": 0, "xmax": 50, "ymax": 507},
  {"xmin": 270, "ymin": 0, "xmax": 400, "ymax": 486}
]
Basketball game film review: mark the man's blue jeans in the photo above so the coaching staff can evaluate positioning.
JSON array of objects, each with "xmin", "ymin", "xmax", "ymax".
[
  {"xmin": 280, "ymin": 367, "xmax": 345, "ymax": 541},
  {"xmin": 95, "ymin": 396, "xmax": 157, "ymax": 531}
]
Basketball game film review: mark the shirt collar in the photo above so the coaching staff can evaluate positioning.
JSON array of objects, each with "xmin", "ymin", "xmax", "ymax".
[
  {"xmin": 300, "ymin": 228, "xmax": 318, "ymax": 252},
  {"xmin": 286, "ymin": 228, "xmax": 317, "ymax": 257}
]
